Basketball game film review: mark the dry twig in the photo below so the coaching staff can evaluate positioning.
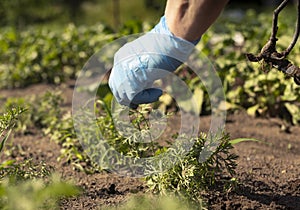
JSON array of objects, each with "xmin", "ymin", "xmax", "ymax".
[{"xmin": 246, "ymin": 0, "xmax": 300, "ymax": 85}]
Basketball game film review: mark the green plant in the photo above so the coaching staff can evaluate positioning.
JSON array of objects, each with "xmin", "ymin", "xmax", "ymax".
[
  {"xmin": 29, "ymin": 91, "xmax": 96, "ymax": 173},
  {"xmin": 0, "ymin": 103, "xmax": 80, "ymax": 210},
  {"xmin": 74, "ymin": 99, "xmax": 169, "ymax": 172},
  {"xmin": 33, "ymin": 90, "xmax": 63, "ymax": 131},
  {"xmin": 1, "ymin": 91, "xmax": 64, "ymax": 133},
  {"xmin": 197, "ymin": 9, "xmax": 300, "ymax": 124},
  {"xmin": 0, "ymin": 107, "xmax": 27, "ymax": 153},
  {"xmin": 0, "ymin": 92, "xmax": 95, "ymax": 173},
  {"xmin": 51, "ymin": 111, "xmax": 97, "ymax": 173},
  {"xmin": 2, "ymin": 8, "xmax": 299, "ymax": 123},
  {"xmin": 145, "ymin": 132, "xmax": 238, "ymax": 204},
  {"xmin": 0, "ymin": 173, "xmax": 80, "ymax": 210},
  {"xmin": 0, "ymin": 24, "xmax": 115, "ymax": 89},
  {"xmin": 2, "ymin": 98, "xmax": 31, "ymax": 133},
  {"xmin": 104, "ymin": 193, "xmax": 206, "ymax": 210},
  {"xmin": 96, "ymin": 101, "xmax": 166, "ymax": 158},
  {"xmin": 0, "ymin": 159, "xmax": 53, "ymax": 181}
]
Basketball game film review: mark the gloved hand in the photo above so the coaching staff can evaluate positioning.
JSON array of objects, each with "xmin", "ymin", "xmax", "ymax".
[{"xmin": 108, "ymin": 16, "xmax": 200, "ymax": 109}]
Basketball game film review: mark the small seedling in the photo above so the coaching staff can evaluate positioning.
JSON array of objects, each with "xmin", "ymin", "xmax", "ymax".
[{"xmin": 0, "ymin": 107, "xmax": 27, "ymax": 153}]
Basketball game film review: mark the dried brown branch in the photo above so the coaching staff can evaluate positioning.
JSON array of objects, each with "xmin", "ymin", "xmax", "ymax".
[
  {"xmin": 271, "ymin": 0, "xmax": 290, "ymax": 43},
  {"xmin": 246, "ymin": 0, "xmax": 300, "ymax": 85},
  {"xmin": 283, "ymin": 0, "xmax": 300, "ymax": 56}
]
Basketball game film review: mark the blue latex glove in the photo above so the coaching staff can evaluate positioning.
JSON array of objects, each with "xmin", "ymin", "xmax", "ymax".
[{"xmin": 109, "ymin": 16, "xmax": 200, "ymax": 109}]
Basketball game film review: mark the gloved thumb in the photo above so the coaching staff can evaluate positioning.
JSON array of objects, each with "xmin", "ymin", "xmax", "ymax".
[{"xmin": 129, "ymin": 88, "xmax": 163, "ymax": 109}]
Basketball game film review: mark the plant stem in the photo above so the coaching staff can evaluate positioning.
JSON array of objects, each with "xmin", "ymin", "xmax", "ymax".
[
  {"xmin": 271, "ymin": 0, "xmax": 290, "ymax": 43},
  {"xmin": 283, "ymin": 0, "xmax": 300, "ymax": 56}
]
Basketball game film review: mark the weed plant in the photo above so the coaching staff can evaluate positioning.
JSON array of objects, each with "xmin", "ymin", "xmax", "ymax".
[
  {"xmin": 146, "ymin": 132, "xmax": 238, "ymax": 204},
  {"xmin": 0, "ymin": 106, "xmax": 26, "ymax": 152},
  {"xmin": 1, "ymin": 91, "xmax": 241, "ymax": 208},
  {"xmin": 0, "ymin": 106, "xmax": 80, "ymax": 210},
  {"xmin": 0, "ymin": 174, "xmax": 80, "ymax": 210}
]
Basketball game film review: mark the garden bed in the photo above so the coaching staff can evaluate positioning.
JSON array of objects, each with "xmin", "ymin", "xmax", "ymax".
[{"xmin": 1, "ymin": 81, "xmax": 299, "ymax": 209}]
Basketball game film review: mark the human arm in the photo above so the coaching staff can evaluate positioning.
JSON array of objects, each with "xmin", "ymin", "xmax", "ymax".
[
  {"xmin": 108, "ymin": 0, "xmax": 229, "ymax": 108},
  {"xmin": 165, "ymin": 0, "xmax": 229, "ymax": 42}
]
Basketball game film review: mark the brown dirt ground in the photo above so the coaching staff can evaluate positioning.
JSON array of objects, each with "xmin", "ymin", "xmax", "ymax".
[{"xmin": 1, "ymin": 81, "xmax": 300, "ymax": 210}]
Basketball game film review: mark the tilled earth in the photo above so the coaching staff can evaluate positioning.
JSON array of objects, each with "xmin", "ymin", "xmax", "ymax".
[{"xmin": 1, "ymin": 82, "xmax": 299, "ymax": 210}]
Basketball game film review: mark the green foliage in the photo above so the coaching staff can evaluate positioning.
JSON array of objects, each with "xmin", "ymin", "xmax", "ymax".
[
  {"xmin": 1, "ymin": 92, "xmax": 62, "ymax": 133},
  {"xmin": 0, "ymin": 103, "xmax": 80, "ymax": 210},
  {"xmin": 50, "ymin": 111, "xmax": 95, "ymax": 173},
  {"xmin": 1, "ymin": 92, "xmax": 95, "ymax": 173},
  {"xmin": 72, "ymin": 99, "xmax": 169, "ymax": 172},
  {"xmin": 0, "ymin": 24, "xmax": 115, "ymax": 89},
  {"xmin": 146, "ymin": 132, "xmax": 238, "ymax": 204},
  {"xmin": 1, "ymin": 91, "xmax": 239, "ymax": 208},
  {"xmin": 0, "ymin": 0, "xmax": 99, "ymax": 28},
  {"xmin": 33, "ymin": 91, "xmax": 63, "ymax": 130},
  {"xmin": 0, "ymin": 160, "xmax": 53, "ymax": 181},
  {"xmin": 1, "ymin": 7, "xmax": 299, "ymax": 123},
  {"xmin": 96, "ymin": 101, "xmax": 165, "ymax": 158},
  {"xmin": 0, "ymin": 107, "xmax": 26, "ymax": 134},
  {"xmin": 0, "ymin": 0, "xmax": 62, "ymax": 27},
  {"xmin": 197, "ymin": 9, "xmax": 300, "ymax": 124},
  {"xmin": 2, "ymin": 98, "xmax": 29, "ymax": 132},
  {"xmin": 0, "ymin": 0, "xmax": 163, "ymax": 28},
  {"xmin": 1, "ymin": 7, "xmax": 299, "ymax": 209},
  {"xmin": 0, "ymin": 174, "xmax": 80, "ymax": 210},
  {"xmin": 104, "ymin": 193, "xmax": 205, "ymax": 210},
  {"xmin": 93, "ymin": 0, "xmax": 162, "ymax": 30},
  {"xmin": 0, "ymin": 107, "xmax": 27, "ymax": 153},
  {"xmin": 1, "ymin": 92, "xmax": 166, "ymax": 173},
  {"xmin": 144, "ymin": 0, "xmax": 166, "ymax": 11}
]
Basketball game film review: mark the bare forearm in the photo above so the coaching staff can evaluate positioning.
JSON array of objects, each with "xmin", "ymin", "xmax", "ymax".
[{"xmin": 165, "ymin": 0, "xmax": 229, "ymax": 42}]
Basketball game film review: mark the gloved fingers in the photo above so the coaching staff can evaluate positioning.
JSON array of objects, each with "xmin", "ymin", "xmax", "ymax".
[
  {"xmin": 109, "ymin": 16, "xmax": 199, "ymax": 109},
  {"xmin": 129, "ymin": 88, "xmax": 163, "ymax": 109}
]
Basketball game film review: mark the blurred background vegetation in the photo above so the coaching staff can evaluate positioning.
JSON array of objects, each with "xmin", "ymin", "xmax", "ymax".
[
  {"xmin": 0, "ymin": 0, "xmax": 296, "ymax": 30},
  {"xmin": 1, "ymin": 0, "xmax": 299, "ymax": 124},
  {"xmin": 0, "ymin": 0, "xmax": 165, "ymax": 30}
]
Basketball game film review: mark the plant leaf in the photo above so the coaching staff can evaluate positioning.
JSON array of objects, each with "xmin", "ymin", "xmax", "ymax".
[
  {"xmin": 247, "ymin": 104, "xmax": 260, "ymax": 117},
  {"xmin": 0, "ymin": 129, "xmax": 12, "ymax": 153},
  {"xmin": 229, "ymin": 137, "xmax": 263, "ymax": 145},
  {"xmin": 284, "ymin": 103, "xmax": 300, "ymax": 125}
]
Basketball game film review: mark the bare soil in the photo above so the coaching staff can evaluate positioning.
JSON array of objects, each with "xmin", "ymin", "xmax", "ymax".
[{"xmin": 1, "ymin": 81, "xmax": 299, "ymax": 210}]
